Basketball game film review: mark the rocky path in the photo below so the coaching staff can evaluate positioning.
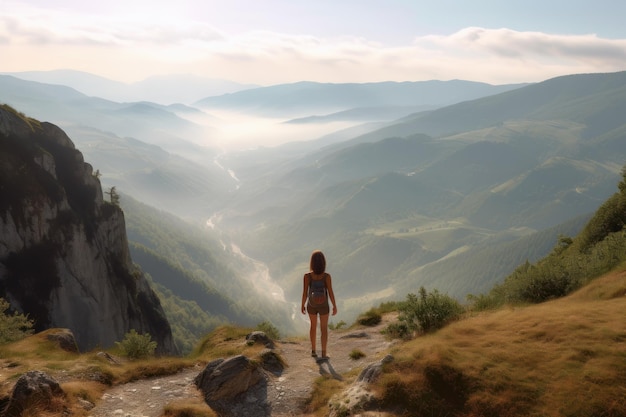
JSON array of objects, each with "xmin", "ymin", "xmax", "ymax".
[
  {"xmin": 88, "ymin": 365, "xmax": 205, "ymax": 417},
  {"xmin": 89, "ymin": 316, "xmax": 396, "ymax": 417}
]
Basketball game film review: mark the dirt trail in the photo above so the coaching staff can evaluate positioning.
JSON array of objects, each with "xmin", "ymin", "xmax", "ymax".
[{"xmin": 89, "ymin": 316, "xmax": 396, "ymax": 417}]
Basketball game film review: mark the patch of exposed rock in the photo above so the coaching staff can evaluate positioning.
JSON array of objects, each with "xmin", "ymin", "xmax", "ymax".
[
  {"xmin": 1, "ymin": 371, "xmax": 64, "ymax": 417},
  {"xmin": 328, "ymin": 355, "xmax": 394, "ymax": 417},
  {"xmin": 45, "ymin": 328, "xmax": 79, "ymax": 353},
  {"xmin": 246, "ymin": 330, "xmax": 276, "ymax": 349},
  {"xmin": 194, "ymin": 355, "xmax": 270, "ymax": 417}
]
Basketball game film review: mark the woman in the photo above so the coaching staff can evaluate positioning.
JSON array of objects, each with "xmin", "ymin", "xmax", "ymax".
[{"xmin": 301, "ymin": 250, "xmax": 337, "ymax": 359}]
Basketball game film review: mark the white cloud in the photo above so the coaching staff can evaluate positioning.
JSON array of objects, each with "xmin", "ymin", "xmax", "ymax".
[
  {"xmin": 1, "ymin": 3, "xmax": 625, "ymax": 85},
  {"xmin": 439, "ymin": 27, "xmax": 626, "ymax": 63}
]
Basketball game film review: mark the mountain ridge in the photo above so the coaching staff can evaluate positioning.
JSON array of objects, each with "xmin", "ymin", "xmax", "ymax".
[
  {"xmin": 1, "ymin": 69, "xmax": 257, "ymax": 104},
  {"xmin": 195, "ymin": 79, "xmax": 528, "ymax": 117},
  {"xmin": 351, "ymin": 70, "xmax": 626, "ymax": 142}
]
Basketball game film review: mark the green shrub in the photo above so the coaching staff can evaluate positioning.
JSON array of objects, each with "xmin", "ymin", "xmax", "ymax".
[
  {"xmin": 578, "ymin": 192, "xmax": 626, "ymax": 252},
  {"xmin": 0, "ymin": 298, "xmax": 34, "ymax": 344},
  {"xmin": 398, "ymin": 287, "xmax": 464, "ymax": 334},
  {"xmin": 517, "ymin": 267, "xmax": 573, "ymax": 303},
  {"xmin": 382, "ymin": 321, "xmax": 411, "ymax": 340},
  {"xmin": 357, "ymin": 309, "xmax": 382, "ymax": 326},
  {"xmin": 115, "ymin": 329, "xmax": 157, "ymax": 359},
  {"xmin": 256, "ymin": 320, "xmax": 280, "ymax": 340},
  {"xmin": 466, "ymin": 291, "xmax": 504, "ymax": 312}
]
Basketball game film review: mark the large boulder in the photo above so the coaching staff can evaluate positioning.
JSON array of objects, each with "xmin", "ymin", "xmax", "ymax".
[
  {"xmin": 259, "ymin": 348, "xmax": 286, "ymax": 376},
  {"xmin": 194, "ymin": 355, "xmax": 270, "ymax": 417},
  {"xmin": 2, "ymin": 371, "xmax": 64, "ymax": 417},
  {"xmin": 45, "ymin": 328, "xmax": 79, "ymax": 353}
]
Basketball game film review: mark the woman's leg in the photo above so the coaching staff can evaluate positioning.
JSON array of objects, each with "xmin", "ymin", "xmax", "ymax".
[
  {"xmin": 308, "ymin": 313, "xmax": 318, "ymax": 353},
  {"xmin": 320, "ymin": 313, "xmax": 329, "ymax": 357}
]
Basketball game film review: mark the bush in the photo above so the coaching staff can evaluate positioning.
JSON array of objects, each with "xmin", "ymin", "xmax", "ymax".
[
  {"xmin": 579, "ymin": 168, "xmax": 626, "ymax": 252},
  {"xmin": 256, "ymin": 320, "xmax": 280, "ymax": 340},
  {"xmin": 357, "ymin": 308, "xmax": 382, "ymax": 326},
  {"xmin": 517, "ymin": 267, "xmax": 572, "ymax": 303},
  {"xmin": 382, "ymin": 321, "xmax": 411, "ymax": 340},
  {"xmin": 115, "ymin": 329, "xmax": 157, "ymax": 359},
  {"xmin": 398, "ymin": 287, "xmax": 464, "ymax": 334},
  {"xmin": 0, "ymin": 298, "xmax": 34, "ymax": 344}
]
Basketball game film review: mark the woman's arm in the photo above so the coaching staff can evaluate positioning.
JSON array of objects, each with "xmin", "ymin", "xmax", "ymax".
[
  {"xmin": 301, "ymin": 273, "xmax": 309, "ymax": 314},
  {"xmin": 326, "ymin": 273, "xmax": 338, "ymax": 316}
]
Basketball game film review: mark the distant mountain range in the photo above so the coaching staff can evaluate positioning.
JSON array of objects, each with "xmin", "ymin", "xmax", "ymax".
[
  {"xmin": 0, "ymin": 70, "xmax": 257, "ymax": 104},
  {"xmin": 195, "ymin": 79, "xmax": 528, "ymax": 117},
  {"xmin": 3, "ymin": 70, "xmax": 625, "ymax": 326},
  {"xmin": 212, "ymin": 71, "xmax": 626, "ymax": 318},
  {"xmin": 351, "ymin": 71, "xmax": 626, "ymax": 141}
]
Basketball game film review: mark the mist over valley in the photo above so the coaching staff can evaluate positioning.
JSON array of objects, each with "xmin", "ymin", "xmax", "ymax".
[{"xmin": 2, "ymin": 70, "xmax": 626, "ymax": 338}]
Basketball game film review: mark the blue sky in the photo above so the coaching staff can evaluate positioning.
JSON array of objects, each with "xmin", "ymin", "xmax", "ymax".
[{"xmin": 1, "ymin": 0, "xmax": 625, "ymax": 85}]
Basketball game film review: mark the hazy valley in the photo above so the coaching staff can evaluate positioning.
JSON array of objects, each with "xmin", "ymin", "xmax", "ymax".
[
  {"xmin": 2, "ymin": 70, "xmax": 626, "ymax": 341},
  {"xmin": 2, "ymin": 68, "xmax": 626, "ymax": 417}
]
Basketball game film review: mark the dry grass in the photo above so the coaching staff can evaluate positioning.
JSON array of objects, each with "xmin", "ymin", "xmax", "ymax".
[
  {"xmin": 191, "ymin": 325, "xmax": 268, "ymax": 361},
  {"xmin": 0, "ymin": 324, "xmax": 277, "ymax": 416},
  {"xmin": 1, "ymin": 272, "xmax": 624, "ymax": 417},
  {"xmin": 305, "ymin": 377, "xmax": 347, "ymax": 416},
  {"xmin": 373, "ymin": 268, "xmax": 626, "ymax": 416}
]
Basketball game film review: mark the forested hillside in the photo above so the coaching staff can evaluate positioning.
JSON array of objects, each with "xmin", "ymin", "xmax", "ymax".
[
  {"xmin": 472, "ymin": 166, "xmax": 626, "ymax": 307},
  {"xmin": 119, "ymin": 195, "xmax": 298, "ymax": 353},
  {"xmin": 343, "ymin": 168, "xmax": 626, "ymax": 417},
  {"xmin": 211, "ymin": 71, "xmax": 626, "ymax": 322}
]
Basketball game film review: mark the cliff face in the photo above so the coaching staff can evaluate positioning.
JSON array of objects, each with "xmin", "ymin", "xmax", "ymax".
[{"xmin": 0, "ymin": 105, "xmax": 177, "ymax": 354}]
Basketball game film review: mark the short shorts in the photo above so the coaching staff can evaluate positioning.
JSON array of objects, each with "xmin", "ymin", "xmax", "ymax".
[{"xmin": 307, "ymin": 302, "xmax": 330, "ymax": 316}]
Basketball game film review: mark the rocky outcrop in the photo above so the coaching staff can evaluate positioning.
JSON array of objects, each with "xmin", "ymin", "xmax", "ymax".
[
  {"xmin": 246, "ymin": 330, "xmax": 275, "ymax": 349},
  {"xmin": 0, "ymin": 105, "xmax": 176, "ymax": 354},
  {"xmin": 44, "ymin": 328, "xmax": 79, "ymax": 353},
  {"xmin": 2, "ymin": 371, "xmax": 64, "ymax": 417},
  {"xmin": 328, "ymin": 355, "xmax": 394, "ymax": 417},
  {"xmin": 194, "ymin": 355, "xmax": 270, "ymax": 417}
]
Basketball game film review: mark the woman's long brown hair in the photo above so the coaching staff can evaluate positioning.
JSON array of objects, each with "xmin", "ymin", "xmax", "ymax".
[{"xmin": 310, "ymin": 250, "xmax": 326, "ymax": 275}]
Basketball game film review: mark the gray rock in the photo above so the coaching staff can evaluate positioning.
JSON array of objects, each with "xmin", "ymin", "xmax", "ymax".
[
  {"xmin": 2, "ymin": 371, "xmax": 64, "ymax": 417},
  {"xmin": 45, "ymin": 328, "xmax": 79, "ymax": 353},
  {"xmin": 259, "ymin": 348, "xmax": 285, "ymax": 376},
  {"xmin": 329, "ymin": 355, "xmax": 394, "ymax": 417},
  {"xmin": 357, "ymin": 354, "xmax": 394, "ymax": 383},
  {"xmin": 340, "ymin": 331, "xmax": 370, "ymax": 339},
  {"xmin": 194, "ymin": 355, "xmax": 270, "ymax": 417},
  {"xmin": 245, "ymin": 331, "xmax": 275, "ymax": 349}
]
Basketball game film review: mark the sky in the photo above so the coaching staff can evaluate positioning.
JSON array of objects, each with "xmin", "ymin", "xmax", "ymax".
[{"xmin": 1, "ymin": 0, "xmax": 626, "ymax": 86}]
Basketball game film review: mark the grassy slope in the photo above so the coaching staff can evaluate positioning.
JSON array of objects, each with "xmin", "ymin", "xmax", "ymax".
[
  {"xmin": 0, "ymin": 267, "xmax": 623, "ymax": 417},
  {"xmin": 371, "ymin": 267, "xmax": 626, "ymax": 417}
]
